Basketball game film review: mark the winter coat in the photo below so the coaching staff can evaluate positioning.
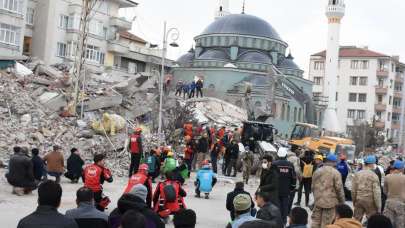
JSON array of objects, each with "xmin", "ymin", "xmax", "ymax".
[
  {"xmin": 197, "ymin": 137, "xmax": 209, "ymax": 153},
  {"xmin": 6, "ymin": 152, "xmax": 37, "ymax": 188},
  {"xmin": 273, "ymin": 159, "xmax": 297, "ymax": 197},
  {"xmin": 226, "ymin": 143, "xmax": 239, "ymax": 160},
  {"xmin": 44, "ymin": 151, "xmax": 64, "ymax": 173},
  {"xmin": 66, "ymin": 153, "xmax": 84, "ymax": 179},
  {"xmin": 108, "ymin": 194, "xmax": 164, "ymax": 228},
  {"xmin": 196, "ymin": 80, "xmax": 203, "ymax": 89},
  {"xmin": 336, "ymin": 160, "xmax": 349, "ymax": 178},
  {"xmin": 196, "ymin": 167, "xmax": 216, "ymax": 193},
  {"xmin": 259, "ymin": 167, "xmax": 280, "ymax": 207},
  {"xmin": 325, "ymin": 218, "xmax": 362, "ymax": 228},
  {"xmin": 31, "ymin": 154, "xmax": 45, "ymax": 181},
  {"xmin": 226, "ymin": 188, "xmax": 255, "ymax": 220},
  {"xmin": 190, "ymin": 81, "xmax": 196, "ymax": 90},
  {"xmin": 256, "ymin": 202, "xmax": 283, "ymax": 228},
  {"xmin": 163, "ymin": 157, "xmax": 177, "ymax": 174},
  {"xmin": 65, "ymin": 202, "xmax": 108, "ymax": 228},
  {"xmin": 312, "ymin": 164, "xmax": 345, "ymax": 209},
  {"xmin": 17, "ymin": 205, "xmax": 78, "ymax": 228}
]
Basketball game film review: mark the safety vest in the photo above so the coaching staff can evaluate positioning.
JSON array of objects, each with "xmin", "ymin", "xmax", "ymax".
[
  {"xmin": 84, "ymin": 164, "xmax": 112, "ymax": 192},
  {"xmin": 124, "ymin": 172, "xmax": 149, "ymax": 193},
  {"xmin": 157, "ymin": 180, "xmax": 181, "ymax": 213},
  {"xmin": 130, "ymin": 134, "xmax": 141, "ymax": 154}
]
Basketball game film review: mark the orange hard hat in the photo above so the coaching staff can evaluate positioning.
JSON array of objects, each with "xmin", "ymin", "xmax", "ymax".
[
  {"xmin": 134, "ymin": 127, "xmax": 142, "ymax": 132},
  {"xmin": 185, "ymin": 135, "xmax": 191, "ymax": 141},
  {"xmin": 202, "ymin": 159, "xmax": 210, "ymax": 166},
  {"xmin": 139, "ymin": 164, "xmax": 148, "ymax": 171}
]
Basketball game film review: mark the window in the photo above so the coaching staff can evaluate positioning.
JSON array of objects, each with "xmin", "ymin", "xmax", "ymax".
[
  {"xmin": 67, "ymin": 14, "xmax": 80, "ymax": 30},
  {"xmin": 255, "ymin": 101, "xmax": 262, "ymax": 107},
  {"xmin": 347, "ymin": 109, "xmax": 355, "ymax": 118},
  {"xmin": 349, "ymin": 93, "xmax": 357, "ymax": 102},
  {"xmin": 26, "ymin": 7, "xmax": 34, "ymax": 25},
  {"xmin": 350, "ymin": 76, "xmax": 358, "ymax": 85},
  {"xmin": 378, "ymin": 78, "xmax": 384, "ymax": 87},
  {"xmin": 314, "ymin": 77, "xmax": 322, "ymax": 85},
  {"xmin": 0, "ymin": 0, "xmax": 21, "ymax": 13},
  {"xmin": 59, "ymin": 15, "xmax": 69, "ymax": 29},
  {"xmin": 358, "ymin": 93, "xmax": 367, "ymax": 102},
  {"xmin": 390, "ymin": 80, "xmax": 393, "ymax": 89},
  {"xmin": 336, "ymin": 92, "xmax": 338, "ymax": 101},
  {"xmin": 281, "ymin": 104, "xmax": 285, "ymax": 120},
  {"xmin": 389, "ymin": 96, "xmax": 392, "ymax": 105},
  {"xmin": 0, "ymin": 23, "xmax": 20, "ymax": 46},
  {"xmin": 379, "ymin": 60, "xmax": 388, "ymax": 71},
  {"xmin": 85, "ymin": 45, "xmax": 105, "ymax": 64},
  {"xmin": 377, "ymin": 95, "xmax": 383, "ymax": 103},
  {"xmin": 56, "ymin": 42, "xmax": 66, "ymax": 57},
  {"xmin": 388, "ymin": 112, "xmax": 391, "ymax": 121},
  {"xmin": 351, "ymin": 60, "xmax": 359, "ymax": 69},
  {"xmin": 362, "ymin": 60, "xmax": 369, "ymax": 69},
  {"xmin": 359, "ymin": 77, "xmax": 367, "ymax": 86},
  {"xmin": 287, "ymin": 105, "xmax": 290, "ymax": 121},
  {"xmin": 376, "ymin": 111, "xmax": 382, "ymax": 119},
  {"xmin": 357, "ymin": 110, "xmax": 365, "ymax": 120},
  {"xmin": 293, "ymin": 107, "xmax": 297, "ymax": 122},
  {"xmin": 88, "ymin": 20, "xmax": 104, "ymax": 37},
  {"xmin": 314, "ymin": 61, "xmax": 324, "ymax": 70}
]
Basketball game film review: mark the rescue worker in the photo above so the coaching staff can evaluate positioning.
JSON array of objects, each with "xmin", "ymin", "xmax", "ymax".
[
  {"xmin": 64, "ymin": 148, "xmax": 84, "ymax": 183},
  {"xmin": 188, "ymin": 81, "xmax": 196, "ymax": 98},
  {"xmin": 258, "ymin": 155, "xmax": 280, "ymax": 208},
  {"xmin": 210, "ymin": 138, "xmax": 221, "ymax": 173},
  {"xmin": 128, "ymin": 128, "xmax": 143, "ymax": 177},
  {"xmin": 196, "ymin": 78, "xmax": 203, "ymax": 98},
  {"xmin": 272, "ymin": 147, "xmax": 296, "ymax": 224},
  {"xmin": 83, "ymin": 154, "xmax": 113, "ymax": 211},
  {"xmin": 146, "ymin": 148, "xmax": 160, "ymax": 183},
  {"xmin": 296, "ymin": 151, "xmax": 314, "ymax": 207},
  {"xmin": 195, "ymin": 160, "xmax": 217, "ymax": 199},
  {"xmin": 336, "ymin": 153, "xmax": 350, "ymax": 199},
  {"xmin": 153, "ymin": 171, "xmax": 187, "ymax": 219},
  {"xmin": 184, "ymin": 136, "xmax": 193, "ymax": 176},
  {"xmin": 313, "ymin": 154, "xmax": 324, "ymax": 170},
  {"xmin": 351, "ymin": 155, "xmax": 381, "ymax": 223},
  {"xmin": 311, "ymin": 154, "xmax": 345, "ymax": 228},
  {"xmin": 241, "ymin": 146, "xmax": 254, "ymax": 184},
  {"xmin": 175, "ymin": 80, "xmax": 183, "ymax": 96},
  {"xmin": 196, "ymin": 133, "xmax": 209, "ymax": 169},
  {"xmin": 124, "ymin": 164, "xmax": 153, "ymax": 208},
  {"xmin": 383, "ymin": 159, "xmax": 405, "ymax": 228},
  {"xmin": 226, "ymin": 140, "xmax": 240, "ymax": 177},
  {"xmin": 163, "ymin": 151, "xmax": 177, "ymax": 174}
]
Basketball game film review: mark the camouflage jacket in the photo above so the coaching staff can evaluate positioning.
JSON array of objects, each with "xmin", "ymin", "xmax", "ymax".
[
  {"xmin": 312, "ymin": 164, "xmax": 345, "ymax": 208},
  {"xmin": 242, "ymin": 151, "xmax": 254, "ymax": 167},
  {"xmin": 351, "ymin": 169, "xmax": 381, "ymax": 211}
]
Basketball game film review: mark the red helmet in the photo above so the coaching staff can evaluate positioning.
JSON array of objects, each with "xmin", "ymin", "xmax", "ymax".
[
  {"xmin": 139, "ymin": 164, "xmax": 149, "ymax": 172},
  {"xmin": 202, "ymin": 160, "xmax": 210, "ymax": 166},
  {"xmin": 134, "ymin": 127, "xmax": 142, "ymax": 133}
]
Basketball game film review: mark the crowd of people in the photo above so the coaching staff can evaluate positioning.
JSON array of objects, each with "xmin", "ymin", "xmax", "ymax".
[
  {"xmin": 3, "ymin": 122, "xmax": 405, "ymax": 228},
  {"xmin": 174, "ymin": 79, "xmax": 204, "ymax": 99}
]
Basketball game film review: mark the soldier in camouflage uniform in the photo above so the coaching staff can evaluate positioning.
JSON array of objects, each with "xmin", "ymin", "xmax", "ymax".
[
  {"xmin": 241, "ymin": 147, "xmax": 254, "ymax": 184},
  {"xmin": 383, "ymin": 160, "xmax": 405, "ymax": 228},
  {"xmin": 351, "ymin": 155, "xmax": 381, "ymax": 222},
  {"xmin": 311, "ymin": 154, "xmax": 345, "ymax": 228}
]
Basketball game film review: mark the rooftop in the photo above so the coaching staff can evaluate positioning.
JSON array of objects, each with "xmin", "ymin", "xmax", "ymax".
[
  {"xmin": 119, "ymin": 31, "xmax": 147, "ymax": 44},
  {"xmin": 312, "ymin": 46, "xmax": 389, "ymax": 58}
]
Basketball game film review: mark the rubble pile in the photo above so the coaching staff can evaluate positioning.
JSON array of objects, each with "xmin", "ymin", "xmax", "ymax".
[{"xmin": 0, "ymin": 62, "xmax": 164, "ymax": 177}]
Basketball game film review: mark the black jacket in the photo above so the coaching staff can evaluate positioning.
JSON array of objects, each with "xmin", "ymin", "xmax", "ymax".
[
  {"xmin": 256, "ymin": 202, "xmax": 283, "ymax": 228},
  {"xmin": 259, "ymin": 167, "xmax": 280, "ymax": 207},
  {"xmin": 17, "ymin": 205, "xmax": 78, "ymax": 228},
  {"xmin": 6, "ymin": 152, "xmax": 37, "ymax": 188},
  {"xmin": 66, "ymin": 153, "xmax": 84, "ymax": 178},
  {"xmin": 197, "ymin": 137, "xmax": 209, "ymax": 153},
  {"xmin": 226, "ymin": 188, "xmax": 255, "ymax": 220},
  {"xmin": 108, "ymin": 194, "xmax": 164, "ymax": 228},
  {"xmin": 31, "ymin": 155, "xmax": 45, "ymax": 181},
  {"xmin": 226, "ymin": 143, "xmax": 239, "ymax": 160},
  {"xmin": 273, "ymin": 159, "xmax": 297, "ymax": 197}
]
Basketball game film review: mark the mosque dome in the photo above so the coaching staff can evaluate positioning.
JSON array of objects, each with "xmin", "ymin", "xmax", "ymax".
[
  {"xmin": 176, "ymin": 48, "xmax": 195, "ymax": 64},
  {"xmin": 238, "ymin": 51, "xmax": 271, "ymax": 64},
  {"xmin": 278, "ymin": 53, "xmax": 301, "ymax": 70},
  {"xmin": 198, "ymin": 49, "xmax": 229, "ymax": 60},
  {"xmin": 200, "ymin": 14, "xmax": 283, "ymax": 41}
]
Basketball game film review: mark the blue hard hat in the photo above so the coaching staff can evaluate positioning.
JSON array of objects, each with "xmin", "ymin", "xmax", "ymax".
[
  {"xmin": 364, "ymin": 155, "xmax": 376, "ymax": 164},
  {"xmin": 393, "ymin": 160, "xmax": 405, "ymax": 169},
  {"xmin": 326, "ymin": 154, "xmax": 337, "ymax": 162}
]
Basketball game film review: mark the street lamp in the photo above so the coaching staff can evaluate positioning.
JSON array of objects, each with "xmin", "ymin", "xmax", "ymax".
[{"xmin": 158, "ymin": 21, "xmax": 179, "ymax": 146}]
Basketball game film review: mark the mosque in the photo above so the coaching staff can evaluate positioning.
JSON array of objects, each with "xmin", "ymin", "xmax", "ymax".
[{"xmin": 172, "ymin": 0, "xmax": 315, "ymax": 137}]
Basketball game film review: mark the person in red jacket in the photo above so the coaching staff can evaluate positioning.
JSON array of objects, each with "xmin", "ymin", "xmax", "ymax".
[
  {"xmin": 128, "ymin": 128, "xmax": 143, "ymax": 177},
  {"xmin": 183, "ymin": 123, "xmax": 193, "ymax": 138},
  {"xmin": 83, "ymin": 153, "xmax": 113, "ymax": 211},
  {"xmin": 123, "ymin": 164, "xmax": 153, "ymax": 208},
  {"xmin": 153, "ymin": 171, "xmax": 187, "ymax": 219}
]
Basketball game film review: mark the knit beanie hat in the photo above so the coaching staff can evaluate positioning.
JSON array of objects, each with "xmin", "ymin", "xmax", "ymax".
[
  {"xmin": 129, "ymin": 184, "xmax": 148, "ymax": 202},
  {"xmin": 173, "ymin": 209, "xmax": 197, "ymax": 228},
  {"xmin": 233, "ymin": 194, "xmax": 252, "ymax": 212}
]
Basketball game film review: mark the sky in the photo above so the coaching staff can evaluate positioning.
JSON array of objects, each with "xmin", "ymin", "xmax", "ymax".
[{"xmin": 121, "ymin": 0, "xmax": 405, "ymax": 78}]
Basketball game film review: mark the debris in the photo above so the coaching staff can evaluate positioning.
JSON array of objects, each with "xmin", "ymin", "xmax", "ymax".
[
  {"xmin": 15, "ymin": 62, "xmax": 33, "ymax": 77},
  {"xmin": 91, "ymin": 113, "xmax": 126, "ymax": 136}
]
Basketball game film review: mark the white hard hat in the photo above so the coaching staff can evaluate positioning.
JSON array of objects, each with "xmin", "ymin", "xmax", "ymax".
[{"xmin": 277, "ymin": 147, "xmax": 288, "ymax": 158}]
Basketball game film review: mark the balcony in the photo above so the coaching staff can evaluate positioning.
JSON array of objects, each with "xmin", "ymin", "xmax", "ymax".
[
  {"xmin": 375, "ymin": 103, "xmax": 387, "ymax": 111},
  {"xmin": 393, "ymin": 106, "xmax": 402, "ymax": 114},
  {"xmin": 395, "ymin": 73, "xmax": 404, "ymax": 83},
  {"xmin": 377, "ymin": 70, "xmax": 389, "ymax": 77},
  {"xmin": 394, "ymin": 91, "xmax": 403, "ymax": 98},
  {"xmin": 375, "ymin": 86, "xmax": 388, "ymax": 94},
  {"xmin": 110, "ymin": 17, "xmax": 132, "ymax": 30},
  {"xmin": 312, "ymin": 95, "xmax": 328, "ymax": 106},
  {"xmin": 392, "ymin": 121, "xmax": 401, "ymax": 129},
  {"xmin": 107, "ymin": 40, "xmax": 128, "ymax": 54},
  {"xmin": 375, "ymin": 121, "xmax": 385, "ymax": 129}
]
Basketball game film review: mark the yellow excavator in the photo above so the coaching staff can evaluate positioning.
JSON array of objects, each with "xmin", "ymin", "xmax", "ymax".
[{"xmin": 289, "ymin": 122, "xmax": 355, "ymax": 161}]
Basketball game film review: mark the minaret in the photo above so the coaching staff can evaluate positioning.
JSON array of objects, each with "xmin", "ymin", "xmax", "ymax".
[
  {"xmin": 322, "ymin": 0, "xmax": 345, "ymax": 133},
  {"xmin": 215, "ymin": 0, "xmax": 230, "ymax": 19}
]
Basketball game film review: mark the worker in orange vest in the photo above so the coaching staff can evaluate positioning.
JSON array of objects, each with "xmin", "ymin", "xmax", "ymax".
[
  {"xmin": 128, "ymin": 128, "xmax": 143, "ymax": 177},
  {"xmin": 124, "ymin": 163, "xmax": 153, "ymax": 208}
]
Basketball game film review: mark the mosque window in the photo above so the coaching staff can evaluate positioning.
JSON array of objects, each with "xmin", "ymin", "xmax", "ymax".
[
  {"xmin": 287, "ymin": 105, "xmax": 291, "ymax": 121},
  {"xmin": 293, "ymin": 107, "xmax": 297, "ymax": 122},
  {"xmin": 255, "ymin": 101, "xmax": 262, "ymax": 107},
  {"xmin": 298, "ymin": 108, "xmax": 302, "ymax": 122},
  {"xmin": 208, "ymin": 84, "xmax": 215, "ymax": 89}
]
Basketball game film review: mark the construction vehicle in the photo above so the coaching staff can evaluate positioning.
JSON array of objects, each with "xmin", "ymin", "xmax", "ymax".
[{"xmin": 289, "ymin": 122, "xmax": 356, "ymax": 161}]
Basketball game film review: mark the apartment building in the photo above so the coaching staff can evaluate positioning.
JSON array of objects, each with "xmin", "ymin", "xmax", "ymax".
[
  {"xmin": 309, "ymin": 46, "xmax": 405, "ymax": 143},
  {"xmin": 0, "ymin": 0, "xmax": 173, "ymax": 74}
]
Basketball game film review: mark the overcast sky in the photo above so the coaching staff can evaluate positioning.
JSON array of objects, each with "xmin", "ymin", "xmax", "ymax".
[{"xmin": 122, "ymin": 0, "xmax": 405, "ymax": 78}]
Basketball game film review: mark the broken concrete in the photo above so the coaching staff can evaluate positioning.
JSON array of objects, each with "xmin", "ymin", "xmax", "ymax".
[
  {"xmin": 36, "ymin": 65, "xmax": 64, "ymax": 79},
  {"xmin": 81, "ymin": 95, "xmax": 123, "ymax": 111}
]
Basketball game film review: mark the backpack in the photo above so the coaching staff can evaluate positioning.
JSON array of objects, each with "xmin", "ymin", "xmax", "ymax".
[
  {"xmin": 146, "ymin": 155, "xmax": 156, "ymax": 173},
  {"xmin": 302, "ymin": 162, "xmax": 314, "ymax": 178},
  {"xmin": 162, "ymin": 182, "xmax": 177, "ymax": 203}
]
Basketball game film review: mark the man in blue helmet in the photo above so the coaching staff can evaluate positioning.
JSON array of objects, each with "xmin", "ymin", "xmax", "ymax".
[{"xmin": 195, "ymin": 160, "xmax": 217, "ymax": 199}]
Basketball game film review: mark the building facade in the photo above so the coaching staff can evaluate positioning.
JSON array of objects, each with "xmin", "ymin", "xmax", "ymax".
[
  {"xmin": 309, "ymin": 46, "xmax": 405, "ymax": 143},
  {"xmin": 0, "ymin": 0, "xmax": 172, "ymax": 75},
  {"xmin": 173, "ymin": 10, "xmax": 315, "ymax": 137}
]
